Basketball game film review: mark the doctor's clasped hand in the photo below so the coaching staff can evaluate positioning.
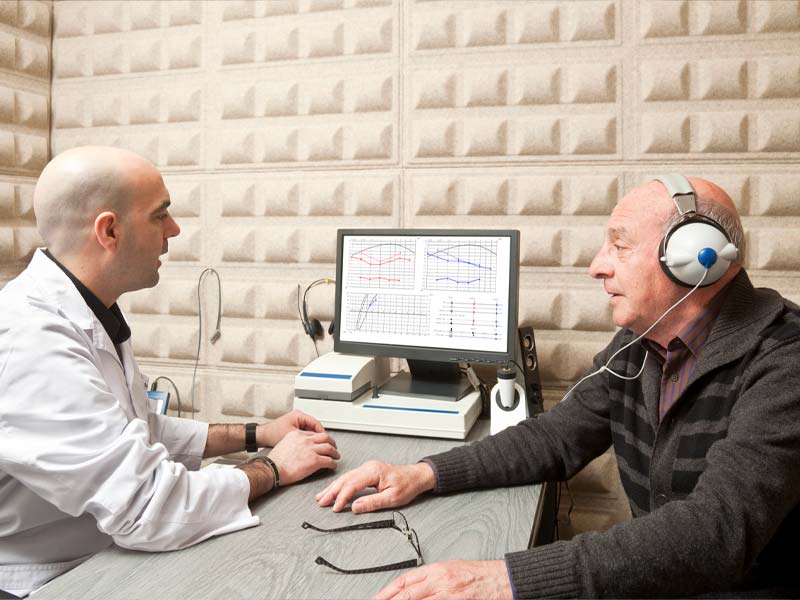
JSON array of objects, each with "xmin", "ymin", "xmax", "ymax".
[{"xmin": 259, "ymin": 409, "xmax": 328, "ymax": 447}]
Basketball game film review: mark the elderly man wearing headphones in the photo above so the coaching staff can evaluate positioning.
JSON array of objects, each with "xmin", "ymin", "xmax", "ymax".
[
  {"xmin": 317, "ymin": 176, "xmax": 800, "ymax": 599},
  {"xmin": 0, "ymin": 147, "xmax": 340, "ymax": 598}
]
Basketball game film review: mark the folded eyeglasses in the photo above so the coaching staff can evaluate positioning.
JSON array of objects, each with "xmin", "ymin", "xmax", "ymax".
[{"xmin": 301, "ymin": 511, "xmax": 423, "ymax": 574}]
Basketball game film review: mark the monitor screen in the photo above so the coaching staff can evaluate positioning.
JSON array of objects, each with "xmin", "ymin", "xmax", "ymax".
[{"xmin": 334, "ymin": 229, "xmax": 520, "ymax": 365}]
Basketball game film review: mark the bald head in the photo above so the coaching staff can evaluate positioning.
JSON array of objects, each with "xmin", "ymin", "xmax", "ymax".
[
  {"xmin": 33, "ymin": 146, "xmax": 159, "ymax": 257},
  {"xmin": 634, "ymin": 177, "xmax": 736, "ymax": 215}
]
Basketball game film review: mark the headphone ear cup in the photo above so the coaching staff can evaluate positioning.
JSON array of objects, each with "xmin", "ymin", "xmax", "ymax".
[
  {"xmin": 307, "ymin": 318, "xmax": 323, "ymax": 339},
  {"xmin": 660, "ymin": 219, "xmax": 737, "ymax": 287}
]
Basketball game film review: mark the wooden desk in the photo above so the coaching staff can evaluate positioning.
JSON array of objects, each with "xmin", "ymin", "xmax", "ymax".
[{"xmin": 34, "ymin": 421, "xmax": 542, "ymax": 600}]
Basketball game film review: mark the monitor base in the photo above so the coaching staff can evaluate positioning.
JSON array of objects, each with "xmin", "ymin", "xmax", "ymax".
[{"xmin": 379, "ymin": 371, "xmax": 472, "ymax": 402}]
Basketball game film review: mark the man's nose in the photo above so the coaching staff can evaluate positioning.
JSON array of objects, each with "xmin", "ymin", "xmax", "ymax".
[
  {"xmin": 167, "ymin": 216, "xmax": 180, "ymax": 238},
  {"xmin": 589, "ymin": 247, "xmax": 610, "ymax": 280}
]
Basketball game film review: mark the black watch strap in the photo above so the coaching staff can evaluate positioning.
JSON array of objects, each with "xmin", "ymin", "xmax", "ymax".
[{"xmin": 245, "ymin": 422, "xmax": 258, "ymax": 452}]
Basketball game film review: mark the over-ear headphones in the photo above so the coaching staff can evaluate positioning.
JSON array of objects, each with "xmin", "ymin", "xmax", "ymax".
[
  {"xmin": 297, "ymin": 278, "xmax": 335, "ymax": 341},
  {"xmin": 301, "ymin": 296, "xmax": 323, "ymax": 339},
  {"xmin": 655, "ymin": 174, "xmax": 739, "ymax": 288}
]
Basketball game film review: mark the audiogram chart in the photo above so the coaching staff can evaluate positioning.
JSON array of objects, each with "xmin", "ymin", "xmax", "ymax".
[
  {"xmin": 346, "ymin": 292, "xmax": 430, "ymax": 336},
  {"xmin": 338, "ymin": 232, "xmax": 512, "ymax": 354},
  {"xmin": 424, "ymin": 240, "xmax": 497, "ymax": 293},
  {"xmin": 433, "ymin": 297, "xmax": 504, "ymax": 341},
  {"xmin": 347, "ymin": 240, "xmax": 416, "ymax": 290}
]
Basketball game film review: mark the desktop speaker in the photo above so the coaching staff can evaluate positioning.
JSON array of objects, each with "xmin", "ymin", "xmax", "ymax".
[{"xmin": 517, "ymin": 326, "xmax": 543, "ymax": 415}]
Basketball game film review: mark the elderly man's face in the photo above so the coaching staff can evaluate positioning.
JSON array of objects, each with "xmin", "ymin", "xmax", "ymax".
[{"xmin": 588, "ymin": 187, "xmax": 680, "ymax": 335}]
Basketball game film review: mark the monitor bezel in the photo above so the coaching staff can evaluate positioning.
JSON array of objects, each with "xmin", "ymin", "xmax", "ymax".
[{"xmin": 334, "ymin": 228, "xmax": 520, "ymax": 365}]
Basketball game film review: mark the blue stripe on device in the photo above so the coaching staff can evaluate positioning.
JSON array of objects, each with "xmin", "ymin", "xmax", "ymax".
[
  {"xmin": 363, "ymin": 405, "xmax": 459, "ymax": 415},
  {"xmin": 298, "ymin": 372, "xmax": 353, "ymax": 380}
]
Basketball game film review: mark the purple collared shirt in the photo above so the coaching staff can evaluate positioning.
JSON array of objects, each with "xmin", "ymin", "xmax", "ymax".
[{"xmin": 643, "ymin": 292, "xmax": 727, "ymax": 422}]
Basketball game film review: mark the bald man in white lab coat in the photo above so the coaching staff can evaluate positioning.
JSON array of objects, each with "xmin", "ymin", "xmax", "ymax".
[{"xmin": 0, "ymin": 147, "xmax": 340, "ymax": 598}]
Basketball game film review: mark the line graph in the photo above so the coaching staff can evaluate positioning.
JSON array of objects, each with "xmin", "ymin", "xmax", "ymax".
[
  {"xmin": 433, "ymin": 297, "xmax": 504, "ymax": 341},
  {"xmin": 347, "ymin": 240, "xmax": 416, "ymax": 290},
  {"xmin": 345, "ymin": 292, "xmax": 429, "ymax": 335},
  {"xmin": 424, "ymin": 240, "xmax": 497, "ymax": 293}
]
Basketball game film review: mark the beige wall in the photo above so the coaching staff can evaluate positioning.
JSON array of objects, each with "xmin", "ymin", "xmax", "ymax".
[
  {"xmin": 0, "ymin": 0, "xmax": 50, "ymax": 283},
  {"xmin": 3, "ymin": 0, "xmax": 800, "ymax": 535}
]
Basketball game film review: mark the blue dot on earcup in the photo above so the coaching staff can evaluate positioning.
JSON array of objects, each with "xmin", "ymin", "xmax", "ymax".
[{"xmin": 697, "ymin": 247, "xmax": 718, "ymax": 269}]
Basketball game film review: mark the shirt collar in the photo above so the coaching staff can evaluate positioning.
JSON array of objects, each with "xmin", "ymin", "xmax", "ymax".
[
  {"xmin": 42, "ymin": 249, "xmax": 131, "ymax": 345},
  {"xmin": 675, "ymin": 290, "xmax": 727, "ymax": 358},
  {"xmin": 642, "ymin": 285, "xmax": 729, "ymax": 360}
]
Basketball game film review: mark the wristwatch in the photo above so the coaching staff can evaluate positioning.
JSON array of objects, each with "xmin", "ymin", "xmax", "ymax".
[{"xmin": 245, "ymin": 422, "xmax": 258, "ymax": 453}]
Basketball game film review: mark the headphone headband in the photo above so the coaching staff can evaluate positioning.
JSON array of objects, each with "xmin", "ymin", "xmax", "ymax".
[{"xmin": 655, "ymin": 174, "xmax": 697, "ymax": 216}]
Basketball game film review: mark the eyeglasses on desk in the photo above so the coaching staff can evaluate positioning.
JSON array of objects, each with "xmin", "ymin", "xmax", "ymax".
[{"xmin": 301, "ymin": 511, "xmax": 423, "ymax": 574}]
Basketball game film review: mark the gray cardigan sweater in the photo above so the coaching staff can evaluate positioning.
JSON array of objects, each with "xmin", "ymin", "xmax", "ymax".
[{"xmin": 426, "ymin": 271, "xmax": 800, "ymax": 597}]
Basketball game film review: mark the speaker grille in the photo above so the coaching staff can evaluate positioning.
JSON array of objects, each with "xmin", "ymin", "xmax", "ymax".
[{"xmin": 517, "ymin": 326, "xmax": 543, "ymax": 415}]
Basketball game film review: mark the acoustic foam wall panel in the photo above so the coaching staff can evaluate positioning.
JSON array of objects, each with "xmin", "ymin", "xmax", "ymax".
[
  {"xmin": 44, "ymin": 0, "xmax": 800, "ymax": 414},
  {"xmin": 0, "ymin": 0, "xmax": 49, "ymax": 272}
]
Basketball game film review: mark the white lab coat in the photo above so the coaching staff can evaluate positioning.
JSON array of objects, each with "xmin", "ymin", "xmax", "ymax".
[{"xmin": 0, "ymin": 250, "xmax": 259, "ymax": 597}]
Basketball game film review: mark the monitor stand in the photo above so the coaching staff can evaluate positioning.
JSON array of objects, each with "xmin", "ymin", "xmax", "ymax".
[{"xmin": 379, "ymin": 359, "xmax": 471, "ymax": 402}]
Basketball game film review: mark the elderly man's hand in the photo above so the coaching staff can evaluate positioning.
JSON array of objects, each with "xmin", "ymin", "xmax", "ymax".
[
  {"xmin": 373, "ymin": 560, "xmax": 512, "ymax": 600},
  {"xmin": 316, "ymin": 460, "xmax": 435, "ymax": 513},
  {"xmin": 258, "ymin": 409, "xmax": 325, "ymax": 448}
]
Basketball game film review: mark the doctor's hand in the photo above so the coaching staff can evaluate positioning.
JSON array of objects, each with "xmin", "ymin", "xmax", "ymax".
[
  {"xmin": 258, "ymin": 409, "xmax": 325, "ymax": 448},
  {"xmin": 268, "ymin": 429, "xmax": 340, "ymax": 486},
  {"xmin": 316, "ymin": 460, "xmax": 435, "ymax": 513},
  {"xmin": 373, "ymin": 560, "xmax": 512, "ymax": 600}
]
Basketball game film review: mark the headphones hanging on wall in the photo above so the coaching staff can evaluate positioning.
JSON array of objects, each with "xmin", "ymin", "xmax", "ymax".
[
  {"xmin": 297, "ymin": 278, "xmax": 335, "ymax": 340},
  {"xmin": 655, "ymin": 174, "xmax": 739, "ymax": 288}
]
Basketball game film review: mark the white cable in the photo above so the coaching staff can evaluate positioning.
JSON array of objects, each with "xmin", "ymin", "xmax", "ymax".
[
  {"xmin": 191, "ymin": 268, "xmax": 222, "ymax": 419},
  {"xmin": 560, "ymin": 270, "xmax": 709, "ymax": 403}
]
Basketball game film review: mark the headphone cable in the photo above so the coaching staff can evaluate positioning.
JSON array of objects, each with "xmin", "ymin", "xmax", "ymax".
[
  {"xmin": 560, "ymin": 269, "xmax": 708, "ymax": 403},
  {"xmin": 191, "ymin": 268, "xmax": 222, "ymax": 419}
]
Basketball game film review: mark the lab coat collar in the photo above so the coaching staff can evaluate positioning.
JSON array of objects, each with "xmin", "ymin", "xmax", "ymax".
[
  {"xmin": 27, "ymin": 249, "xmax": 122, "ymax": 366},
  {"xmin": 42, "ymin": 249, "xmax": 131, "ymax": 345}
]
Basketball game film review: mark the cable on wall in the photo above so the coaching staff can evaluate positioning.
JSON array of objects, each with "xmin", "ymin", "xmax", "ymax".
[{"xmin": 190, "ymin": 268, "xmax": 222, "ymax": 419}]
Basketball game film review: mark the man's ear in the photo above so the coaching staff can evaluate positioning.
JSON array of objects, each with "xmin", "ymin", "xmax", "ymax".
[{"xmin": 94, "ymin": 211, "xmax": 120, "ymax": 251}]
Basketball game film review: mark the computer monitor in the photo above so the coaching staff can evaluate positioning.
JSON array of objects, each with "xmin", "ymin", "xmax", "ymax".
[{"xmin": 334, "ymin": 229, "xmax": 520, "ymax": 401}]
